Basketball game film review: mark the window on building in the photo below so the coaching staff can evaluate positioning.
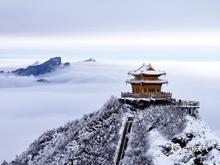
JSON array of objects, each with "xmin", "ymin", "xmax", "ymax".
[
  {"xmin": 135, "ymin": 88, "xmax": 139, "ymax": 93},
  {"xmin": 148, "ymin": 88, "xmax": 156, "ymax": 93}
]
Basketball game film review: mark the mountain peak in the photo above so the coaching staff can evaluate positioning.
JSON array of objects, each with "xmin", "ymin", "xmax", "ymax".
[
  {"xmin": 12, "ymin": 57, "xmax": 70, "ymax": 76},
  {"xmin": 6, "ymin": 97, "xmax": 220, "ymax": 165}
]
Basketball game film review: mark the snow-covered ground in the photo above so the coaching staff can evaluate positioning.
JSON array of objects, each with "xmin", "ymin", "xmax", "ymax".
[
  {"xmin": 0, "ymin": 58, "xmax": 220, "ymax": 161},
  {"xmin": 148, "ymin": 116, "xmax": 220, "ymax": 164}
]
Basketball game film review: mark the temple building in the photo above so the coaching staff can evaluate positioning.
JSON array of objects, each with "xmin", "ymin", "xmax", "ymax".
[
  {"xmin": 120, "ymin": 63, "xmax": 199, "ymax": 111},
  {"xmin": 122, "ymin": 63, "xmax": 172, "ymax": 99}
]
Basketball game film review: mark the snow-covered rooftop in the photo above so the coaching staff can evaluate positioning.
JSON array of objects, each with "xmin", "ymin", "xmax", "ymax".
[{"xmin": 129, "ymin": 63, "xmax": 166, "ymax": 76}]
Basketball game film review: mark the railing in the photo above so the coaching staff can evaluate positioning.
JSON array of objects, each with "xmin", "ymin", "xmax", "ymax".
[
  {"xmin": 175, "ymin": 100, "xmax": 200, "ymax": 107},
  {"xmin": 121, "ymin": 92, "xmax": 172, "ymax": 99}
]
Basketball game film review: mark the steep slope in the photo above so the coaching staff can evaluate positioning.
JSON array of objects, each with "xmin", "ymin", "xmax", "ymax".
[
  {"xmin": 122, "ymin": 108, "xmax": 220, "ymax": 165},
  {"xmin": 9, "ymin": 97, "xmax": 126, "ymax": 165},
  {"xmin": 5, "ymin": 97, "xmax": 220, "ymax": 165}
]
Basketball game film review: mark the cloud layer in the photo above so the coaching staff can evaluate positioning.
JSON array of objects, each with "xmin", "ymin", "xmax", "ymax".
[{"xmin": 0, "ymin": 60, "xmax": 220, "ymax": 161}]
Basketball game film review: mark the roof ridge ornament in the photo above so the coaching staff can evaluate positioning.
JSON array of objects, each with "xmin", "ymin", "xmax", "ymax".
[{"xmin": 147, "ymin": 63, "xmax": 155, "ymax": 71}]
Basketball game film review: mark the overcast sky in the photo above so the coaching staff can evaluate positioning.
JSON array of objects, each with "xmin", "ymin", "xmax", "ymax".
[
  {"xmin": 0, "ymin": 0, "xmax": 220, "ymax": 35},
  {"xmin": 0, "ymin": 0, "xmax": 220, "ymax": 59}
]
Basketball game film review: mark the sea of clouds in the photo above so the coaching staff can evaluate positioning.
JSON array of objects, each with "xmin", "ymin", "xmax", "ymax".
[{"xmin": 0, "ymin": 59, "xmax": 220, "ymax": 161}]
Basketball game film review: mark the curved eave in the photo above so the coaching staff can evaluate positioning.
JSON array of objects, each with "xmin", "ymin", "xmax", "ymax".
[
  {"xmin": 126, "ymin": 79, "xmax": 168, "ymax": 85},
  {"xmin": 129, "ymin": 72, "xmax": 166, "ymax": 77}
]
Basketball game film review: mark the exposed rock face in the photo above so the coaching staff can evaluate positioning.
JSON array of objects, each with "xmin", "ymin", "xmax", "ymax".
[
  {"xmin": 4, "ymin": 97, "xmax": 220, "ymax": 165},
  {"xmin": 13, "ymin": 57, "xmax": 70, "ymax": 76}
]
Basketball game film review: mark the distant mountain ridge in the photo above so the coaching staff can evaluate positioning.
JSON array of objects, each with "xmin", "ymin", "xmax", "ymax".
[
  {"xmin": 12, "ymin": 57, "xmax": 70, "ymax": 76},
  {"xmin": 3, "ymin": 97, "xmax": 220, "ymax": 165},
  {"xmin": 78, "ymin": 58, "xmax": 96, "ymax": 63}
]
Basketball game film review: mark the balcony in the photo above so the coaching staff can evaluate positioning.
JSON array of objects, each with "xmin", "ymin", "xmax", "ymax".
[{"xmin": 121, "ymin": 92, "xmax": 172, "ymax": 100}]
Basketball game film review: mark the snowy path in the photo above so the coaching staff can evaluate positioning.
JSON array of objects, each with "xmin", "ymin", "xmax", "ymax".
[{"xmin": 116, "ymin": 117, "xmax": 134, "ymax": 165}]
